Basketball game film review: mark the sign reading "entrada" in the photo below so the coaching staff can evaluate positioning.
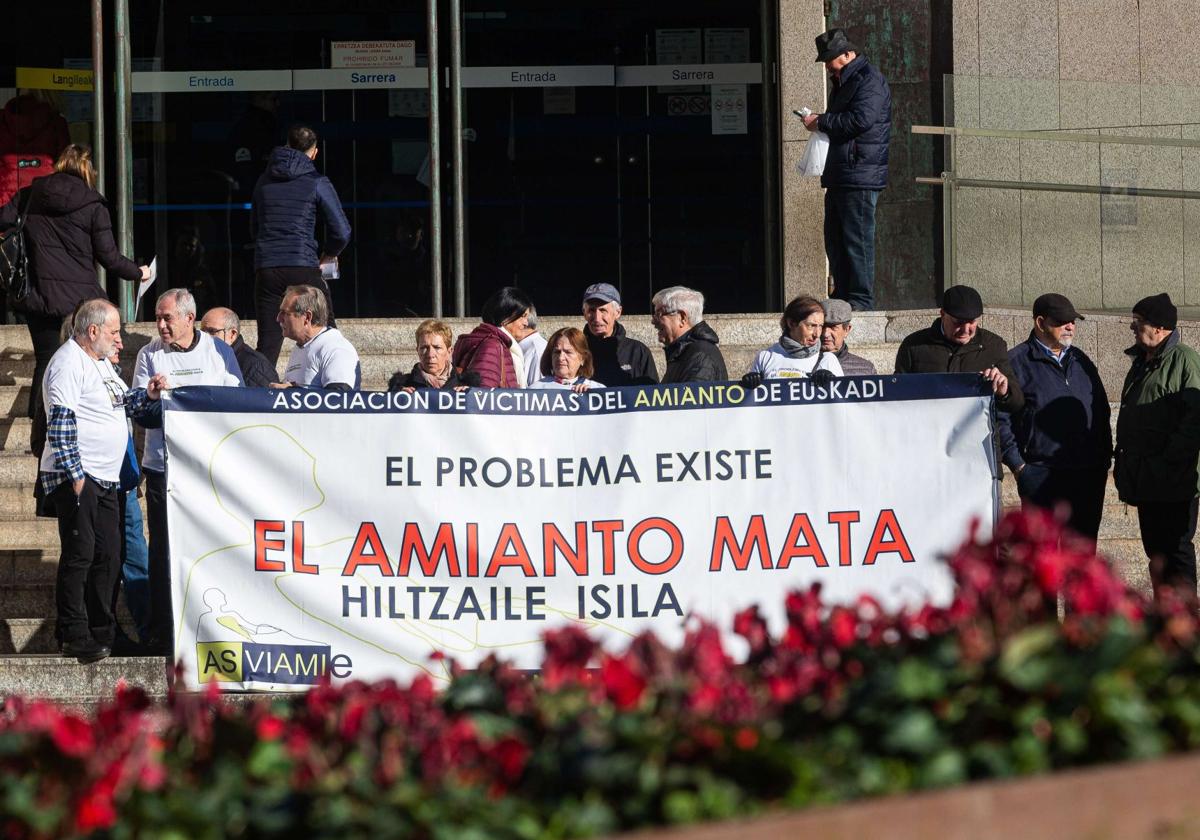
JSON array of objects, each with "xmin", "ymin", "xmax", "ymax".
[
  {"xmin": 459, "ymin": 65, "xmax": 614, "ymax": 88},
  {"xmin": 131, "ymin": 70, "xmax": 292, "ymax": 93}
]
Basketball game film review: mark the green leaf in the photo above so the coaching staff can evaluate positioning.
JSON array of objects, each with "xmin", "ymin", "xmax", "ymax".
[
  {"xmin": 882, "ymin": 709, "xmax": 942, "ymax": 756},
  {"xmin": 998, "ymin": 625, "xmax": 1060, "ymax": 691},
  {"xmin": 895, "ymin": 659, "xmax": 947, "ymax": 700},
  {"xmin": 920, "ymin": 749, "xmax": 967, "ymax": 788}
]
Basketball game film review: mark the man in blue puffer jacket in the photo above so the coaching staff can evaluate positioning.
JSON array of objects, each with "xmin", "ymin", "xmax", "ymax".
[
  {"xmin": 251, "ymin": 124, "xmax": 351, "ymax": 366},
  {"xmin": 997, "ymin": 294, "xmax": 1112, "ymax": 543},
  {"xmin": 803, "ymin": 28, "xmax": 891, "ymax": 311}
]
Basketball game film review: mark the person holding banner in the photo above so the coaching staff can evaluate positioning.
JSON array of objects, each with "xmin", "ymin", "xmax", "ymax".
[
  {"xmin": 530, "ymin": 327, "xmax": 605, "ymax": 393},
  {"xmin": 135, "ymin": 288, "xmax": 244, "ymax": 655},
  {"xmin": 40, "ymin": 299, "xmax": 166, "ymax": 664},
  {"xmin": 1115, "ymin": 293, "xmax": 1200, "ymax": 600},
  {"xmin": 388, "ymin": 319, "xmax": 478, "ymax": 392},
  {"xmin": 582, "ymin": 283, "xmax": 658, "ymax": 386},
  {"xmin": 277, "ymin": 285, "xmax": 362, "ymax": 391},
  {"xmin": 894, "ymin": 285, "xmax": 1023, "ymax": 413},
  {"xmin": 743, "ymin": 295, "xmax": 843, "ymax": 386},
  {"xmin": 998, "ymin": 294, "xmax": 1111, "ymax": 543},
  {"xmin": 653, "ymin": 286, "xmax": 728, "ymax": 384},
  {"xmin": 452, "ymin": 286, "xmax": 533, "ymax": 388}
]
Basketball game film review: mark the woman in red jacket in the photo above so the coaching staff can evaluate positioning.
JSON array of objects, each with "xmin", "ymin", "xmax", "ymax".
[{"xmin": 452, "ymin": 286, "xmax": 532, "ymax": 388}]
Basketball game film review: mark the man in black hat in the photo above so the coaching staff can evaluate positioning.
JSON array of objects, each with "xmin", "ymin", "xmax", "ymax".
[
  {"xmin": 1115, "ymin": 292, "xmax": 1200, "ymax": 600},
  {"xmin": 893, "ymin": 284, "xmax": 1023, "ymax": 413},
  {"xmin": 802, "ymin": 28, "xmax": 892, "ymax": 311},
  {"xmin": 996, "ymin": 294, "xmax": 1111, "ymax": 542}
]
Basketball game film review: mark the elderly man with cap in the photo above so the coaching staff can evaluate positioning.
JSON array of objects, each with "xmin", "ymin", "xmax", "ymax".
[
  {"xmin": 582, "ymin": 282, "xmax": 658, "ymax": 386},
  {"xmin": 1115, "ymin": 293, "xmax": 1200, "ymax": 600},
  {"xmin": 802, "ymin": 28, "xmax": 892, "ymax": 311},
  {"xmin": 820, "ymin": 299, "xmax": 877, "ymax": 376},
  {"xmin": 996, "ymin": 293, "xmax": 1111, "ymax": 543},
  {"xmin": 894, "ymin": 284, "xmax": 1023, "ymax": 412}
]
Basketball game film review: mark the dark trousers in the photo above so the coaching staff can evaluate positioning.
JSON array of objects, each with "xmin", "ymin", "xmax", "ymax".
[
  {"xmin": 53, "ymin": 477, "xmax": 120, "ymax": 646},
  {"xmin": 1016, "ymin": 464, "xmax": 1107, "ymax": 543},
  {"xmin": 1137, "ymin": 497, "xmax": 1199, "ymax": 598},
  {"xmin": 144, "ymin": 468, "xmax": 172, "ymax": 643},
  {"xmin": 824, "ymin": 188, "xmax": 880, "ymax": 311},
  {"xmin": 27, "ymin": 312, "xmax": 63, "ymax": 420},
  {"xmin": 255, "ymin": 266, "xmax": 336, "ymax": 367}
]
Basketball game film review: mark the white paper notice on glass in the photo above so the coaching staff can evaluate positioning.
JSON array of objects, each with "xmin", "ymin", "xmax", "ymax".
[
  {"xmin": 135, "ymin": 257, "xmax": 157, "ymax": 317},
  {"xmin": 320, "ymin": 258, "xmax": 340, "ymax": 281}
]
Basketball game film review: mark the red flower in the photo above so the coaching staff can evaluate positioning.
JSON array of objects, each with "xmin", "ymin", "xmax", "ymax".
[
  {"xmin": 75, "ymin": 776, "xmax": 118, "ymax": 833},
  {"xmin": 600, "ymin": 655, "xmax": 646, "ymax": 710},
  {"xmin": 541, "ymin": 625, "xmax": 597, "ymax": 689},
  {"xmin": 733, "ymin": 727, "xmax": 759, "ymax": 751},
  {"xmin": 487, "ymin": 735, "xmax": 530, "ymax": 780},
  {"xmin": 829, "ymin": 607, "xmax": 857, "ymax": 649},
  {"xmin": 51, "ymin": 714, "xmax": 94, "ymax": 757},
  {"xmin": 733, "ymin": 606, "xmax": 770, "ymax": 656},
  {"xmin": 256, "ymin": 714, "xmax": 286, "ymax": 742}
]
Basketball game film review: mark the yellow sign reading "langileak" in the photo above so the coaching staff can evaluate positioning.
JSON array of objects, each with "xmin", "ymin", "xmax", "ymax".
[{"xmin": 16, "ymin": 67, "xmax": 94, "ymax": 92}]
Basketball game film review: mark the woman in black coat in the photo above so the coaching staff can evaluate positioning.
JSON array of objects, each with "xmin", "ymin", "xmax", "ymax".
[
  {"xmin": 388, "ymin": 319, "xmax": 478, "ymax": 392},
  {"xmin": 0, "ymin": 144, "xmax": 149, "ymax": 417}
]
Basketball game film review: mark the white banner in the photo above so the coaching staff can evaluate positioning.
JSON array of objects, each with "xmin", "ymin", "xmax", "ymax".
[{"xmin": 164, "ymin": 376, "xmax": 998, "ymax": 691}]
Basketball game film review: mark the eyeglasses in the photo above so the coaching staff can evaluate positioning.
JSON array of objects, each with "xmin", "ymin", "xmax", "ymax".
[
  {"xmin": 200, "ymin": 326, "xmax": 228, "ymax": 335},
  {"xmin": 652, "ymin": 309, "xmax": 680, "ymax": 319}
]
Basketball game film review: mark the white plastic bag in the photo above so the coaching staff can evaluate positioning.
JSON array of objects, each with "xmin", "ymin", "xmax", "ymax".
[{"xmin": 797, "ymin": 131, "xmax": 829, "ymax": 177}]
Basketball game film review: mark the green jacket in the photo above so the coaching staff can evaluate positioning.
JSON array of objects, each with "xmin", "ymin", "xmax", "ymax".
[{"xmin": 1114, "ymin": 332, "xmax": 1200, "ymax": 504}]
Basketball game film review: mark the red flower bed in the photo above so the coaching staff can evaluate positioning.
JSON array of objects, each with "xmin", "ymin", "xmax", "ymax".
[{"xmin": 4, "ymin": 510, "xmax": 1200, "ymax": 838}]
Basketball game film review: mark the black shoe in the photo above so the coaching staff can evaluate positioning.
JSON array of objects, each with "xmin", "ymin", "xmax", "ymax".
[{"xmin": 62, "ymin": 639, "xmax": 112, "ymax": 665}]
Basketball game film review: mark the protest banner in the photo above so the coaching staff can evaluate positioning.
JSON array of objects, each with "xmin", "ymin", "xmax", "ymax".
[{"xmin": 164, "ymin": 375, "xmax": 998, "ymax": 691}]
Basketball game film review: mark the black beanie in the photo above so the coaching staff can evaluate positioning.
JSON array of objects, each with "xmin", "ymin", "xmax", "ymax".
[{"xmin": 1133, "ymin": 292, "xmax": 1178, "ymax": 330}]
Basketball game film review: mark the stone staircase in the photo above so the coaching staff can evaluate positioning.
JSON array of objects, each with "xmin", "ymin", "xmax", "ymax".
[{"xmin": 0, "ymin": 307, "xmax": 1175, "ymax": 703}]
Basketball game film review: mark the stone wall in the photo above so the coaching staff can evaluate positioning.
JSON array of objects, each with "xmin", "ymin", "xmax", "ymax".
[{"xmin": 951, "ymin": 0, "xmax": 1200, "ymax": 309}]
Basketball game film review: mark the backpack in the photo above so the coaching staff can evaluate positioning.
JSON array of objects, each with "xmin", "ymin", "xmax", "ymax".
[{"xmin": 0, "ymin": 186, "xmax": 33, "ymax": 302}]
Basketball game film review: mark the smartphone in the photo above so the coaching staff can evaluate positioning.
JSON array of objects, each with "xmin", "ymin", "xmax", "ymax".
[{"xmin": 792, "ymin": 108, "xmax": 812, "ymax": 118}]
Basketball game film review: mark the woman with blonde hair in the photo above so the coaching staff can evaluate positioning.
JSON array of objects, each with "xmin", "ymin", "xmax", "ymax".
[
  {"xmin": 0, "ymin": 143, "xmax": 150, "ymax": 417},
  {"xmin": 388, "ymin": 319, "xmax": 478, "ymax": 391}
]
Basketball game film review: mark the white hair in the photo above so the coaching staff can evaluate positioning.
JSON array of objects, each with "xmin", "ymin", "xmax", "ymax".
[
  {"xmin": 72, "ymin": 299, "xmax": 118, "ymax": 339},
  {"xmin": 525, "ymin": 306, "xmax": 539, "ymax": 330},
  {"xmin": 652, "ymin": 286, "xmax": 704, "ymax": 326},
  {"xmin": 157, "ymin": 287, "xmax": 196, "ymax": 318}
]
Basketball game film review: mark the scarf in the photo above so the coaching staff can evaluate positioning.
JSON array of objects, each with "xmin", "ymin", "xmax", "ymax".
[
  {"xmin": 779, "ymin": 333, "xmax": 819, "ymax": 359},
  {"xmin": 421, "ymin": 364, "xmax": 451, "ymax": 389}
]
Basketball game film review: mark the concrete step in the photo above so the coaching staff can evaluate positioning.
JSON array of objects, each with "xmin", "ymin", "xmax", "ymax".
[
  {"xmin": 0, "ymin": 386, "xmax": 29, "ymax": 418},
  {"xmin": 0, "ymin": 583, "xmax": 136, "ymax": 622},
  {"xmin": 0, "ymin": 418, "xmax": 31, "ymax": 453},
  {"xmin": 0, "ymin": 452, "xmax": 36, "ymax": 484},
  {"xmin": 0, "ymin": 516, "xmax": 58, "ymax": 549},
  {"xmin": 0, "ymin": 655, "xmax": 169, "ymax": 702},
  {"xmin": 0, "ymin": 548, "xmax": 60, "ymax": 584},
  {"xmin": 0, "ymin": 617, "xmax": 55, "ymax": 654}
]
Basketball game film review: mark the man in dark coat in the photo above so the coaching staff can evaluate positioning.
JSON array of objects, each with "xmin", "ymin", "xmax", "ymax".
[
  {"xmin": 1114, "ymin": 293, "xmax": 1200, "ymax": 599},
  {"xmin": 652, "ymin": 286, "xmax": 727, "ymax": 384},
  {"xmin": 200, "ymin": 307, "xmax": 279, "ymax": 387},
  {"xmin": 996, "ymin": 294, "xmax": 1111, "ymax": 542},
  {"xmin": 894, "ymin": 284, "xmax": 1023, "ymax": 413},
  {"xmin": 803, "ymin": 28, "xmax": 891, "ymax": 311},
  {"xmin": 251, "ymin": 124, "xmax": 351, "ymax": 366},
  {"xmin": 582, "ymin": 283, "xmax": 658, "ymax": 386}
]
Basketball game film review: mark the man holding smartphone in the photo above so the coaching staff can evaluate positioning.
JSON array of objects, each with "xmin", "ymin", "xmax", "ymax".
[{"xmin": 802, "ymin": 28, "xmax": 892, "ymax": 312}]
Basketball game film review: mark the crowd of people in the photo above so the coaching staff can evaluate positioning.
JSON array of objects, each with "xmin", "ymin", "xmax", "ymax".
[{"xmin": 4, "ymin": 133, "xmax": 1198, "ymax": 668}]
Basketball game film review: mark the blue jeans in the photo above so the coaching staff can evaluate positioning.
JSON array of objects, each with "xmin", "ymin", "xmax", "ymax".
[
  {"xmin": 824, "ymin": 188, "xmax": 880, "ymax": 311},
  {"xmin": 121, "ymin": 490, "xmax": 151, "ymax": 640}
]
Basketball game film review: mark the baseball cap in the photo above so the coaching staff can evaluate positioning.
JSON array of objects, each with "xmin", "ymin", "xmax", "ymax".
[{"xmin": 582, "ymin": 283, "xmax": 621, "ymax": 306}]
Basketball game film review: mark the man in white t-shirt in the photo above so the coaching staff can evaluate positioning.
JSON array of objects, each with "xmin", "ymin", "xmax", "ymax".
[
  {"xmin": 514, "ymin": 306, "xmax": 548, "ymax": 387},
  {"xmin": 133, "ymin": 288, "xmax": 243, "ymax": 654},
  {"xmin": 41, "ymin": 299, "xmax": 166, "ymax": 663},
  {"xmin": 276, "ymin": 284, "xmax": 361, "ymax": 390}
]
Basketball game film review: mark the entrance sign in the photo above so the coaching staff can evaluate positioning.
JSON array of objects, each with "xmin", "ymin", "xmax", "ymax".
[
  {"xmin": 331, "ymin": 40, "xmax": 416, "ymax": 69},
  {"xmin": 615, "ymin": 63, "xmax": 762, "ymax": 87},
  {"xmin": 166, "ymin": 376, "xmax": 997, "ymax": 692},
  {"xmin": 293, "ymin": 68, "xmax": 428, "ymax": 91},
  {"xmin": 132, "ymin": 70, "xmax": 293, "ymax": 93},
  {"xmin": 460, "ymin": 66, "xmax": 614, "ymax": 88}
]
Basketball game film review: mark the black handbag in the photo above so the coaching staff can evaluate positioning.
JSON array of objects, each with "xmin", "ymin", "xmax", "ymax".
[{"xmin": 0, "ymin": 186, "xmax": 33, "ymax": 303}]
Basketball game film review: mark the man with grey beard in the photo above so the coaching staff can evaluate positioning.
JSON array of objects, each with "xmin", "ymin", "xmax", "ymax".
[{"xmin": 996, "ymin": 293, "xmax": 1111, "ymax": 542}]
